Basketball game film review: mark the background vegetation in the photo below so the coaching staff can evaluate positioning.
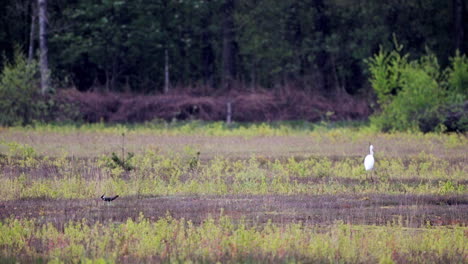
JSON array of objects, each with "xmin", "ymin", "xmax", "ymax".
[
  {"xmin": 0, "ymin": 0, "xmax": 467, "ymax": 132},
  {"xmin": 367, "ymin": 42, "xmax": 468, "ymax": 132},
  {"xmin": 1, "ymin": 0, "xmax": 466, "ymax": 93}
]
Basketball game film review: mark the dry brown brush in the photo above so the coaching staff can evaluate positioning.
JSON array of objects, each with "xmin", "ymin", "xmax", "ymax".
[{"xmin": 54, "ymin": 87, "xmax": 370, "ymax": 123}]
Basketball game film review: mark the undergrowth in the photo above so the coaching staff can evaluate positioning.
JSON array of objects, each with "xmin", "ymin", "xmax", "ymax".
[
  {"xmin": 0, "ymin": 143, "xmax": 465, "ymax": 200},
  {"xmin": 0, "ymin": 215, "xmax": 466, "ymax": 263},
  {"xmin": 0, "ymin": 126, "xmax": 466, "ymax": 263},
  {"xmin": 3, "ymin": 122, "xmax": 467, "ymax": 147}
]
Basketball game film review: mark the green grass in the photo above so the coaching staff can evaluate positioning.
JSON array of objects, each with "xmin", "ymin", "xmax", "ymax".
[
  {"xmin": 1, "ymin": 121, "xmax": 466, "ymax": 159},
  {"xmin": 4, "ymin": 120, "xmax": 362, "ymax": 135},
  {"xmin": 3, "ymin": 120, "xmax": 467, "ymax": 140},
  {"xmin": 0, "ymin": 215, "xmax": 466, "ymax": 263},
  {"xmin": 0, "ymin": 122, "xmax": 467, "ymax": 263},
  {"xmin": 0, "ymin": 148, "xmax": 465, "ymax": 200}
]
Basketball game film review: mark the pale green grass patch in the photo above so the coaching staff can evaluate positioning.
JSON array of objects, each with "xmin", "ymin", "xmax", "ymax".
[{"xmin": 0, "ymin": 215, "xmax": 466, "ymax": 263}]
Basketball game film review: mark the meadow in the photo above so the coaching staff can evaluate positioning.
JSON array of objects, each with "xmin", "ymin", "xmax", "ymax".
[{"xmin": 0, "ymin": 122, "xmax": 467, "ymax": 263}]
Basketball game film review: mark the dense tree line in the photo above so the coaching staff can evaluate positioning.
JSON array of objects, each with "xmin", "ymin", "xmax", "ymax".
[{"xmin": 0, "ymin": 0, "xmax": 466, "ymax": 94}]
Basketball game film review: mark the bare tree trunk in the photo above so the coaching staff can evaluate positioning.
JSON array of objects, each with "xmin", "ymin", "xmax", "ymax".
[
  {"xmin": 38, "ymin": 0, "xmax": 50, "ymax": 94},
  {"xmin": 226, "ymin": 101, "xmax": 232, "ymax": 124},
  {"xmin": 28, "ymin": 1, "xmax": 36, "ymax": 62},
  {"xmin": 330, "ymin": 54, "xmax": 346, "ymax": 95},
  {"xmin": 201, "ymin": 11, "xmax": 214, "ymax": 87},
  {"xmin": 221, "ymin": 0, "xmax": 236, "ymax": 90},
  {"xmin": 164, "ymin": 48, "xmax": 170, "ymax": 94},
  {"xmin": 105, "ymin": 70, "xmax": 110, "ymax": 92},
  {"xmin": 453, "ymin": 0, "xmax": 465, "ymax": 53},
  {"xmin": 250, "ymin": 64, "xmax": 256, "ymax": 91},
  {"xmin": 111, "ymin": 56, "xmax": 118, "ymax": 91},
  {"xmin": 312, "ymin": 0, "xmax": 335, "ymax": 93}
]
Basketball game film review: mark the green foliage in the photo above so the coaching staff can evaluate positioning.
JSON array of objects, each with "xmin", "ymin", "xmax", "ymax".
[
  {"xmin": 98, "ymin": 152, "xmax": 134, "ymax": 174},
  {"xmin": 366, "ymin": 40, "xmax": 408, "ymax": 108},
  {"xmin": 0, "ymin": 124, "xmax": 465, "ymax": 263},
  {"xmin": 2, "ymin": 0, "xmax": 458, "ymax": 94},
  {"xmin": 187, "ymin": 150, "xmax": 201, "ymax": 171},
  {"xmin": 1, "ymin": 150, "xmax": 466, "ymax": 200},
  {"xmin": 438, "ymin": 180, "xmax": 465, "ymax": 195},
  {"xmin": 447, "ymin": 51, "xmax": 468, "ymax": 102},
  {"xmin": 0, "ymin": 49, "xmax": 40, "ymax": 126},
  {"xmin": 7, "ymin": 120, "xmax": 467, "ymax": 141},
  {"xmin": 3, "ymin": 141, "xmax": 37, "ymax": 159},
  {"xmin": 51, "ymin": 0, "xmax": 223, "ymax": 91},
  {"xmin": 0, "ymin": 124, "xmax": 466, "ymax": 200},
  {"xmin": 0, "ymin": 216, "xmax": 466, "ymax": 263},
  {"xmin": 367, "ymin": 46, "xmax": 468, "ymax": 132},
  {"xmin": 0, "ymin": 141, "xmax": 38, "ymax": 168},
  {"xmin": 98, "ymin": 133, "xmax": 135, "ymax": 173},
  {"xmin": 110, "ymin": 152, "xmax": 134, "ymax": 172}
]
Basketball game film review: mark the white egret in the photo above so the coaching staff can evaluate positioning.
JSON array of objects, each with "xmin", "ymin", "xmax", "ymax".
[{"xmin": 364, "ymin": 144, "xmax": 375, "ymax": 181}]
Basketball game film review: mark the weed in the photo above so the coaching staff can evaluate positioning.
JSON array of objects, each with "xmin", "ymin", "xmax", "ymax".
[{"xmin": 0, "ymin": 216, "xmax": 466, "ymax": 263}]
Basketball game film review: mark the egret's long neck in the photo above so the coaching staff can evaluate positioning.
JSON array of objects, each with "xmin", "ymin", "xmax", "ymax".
[{"xmin": 369, "ymin": 147, "xmax": 374, "ymax": 155}]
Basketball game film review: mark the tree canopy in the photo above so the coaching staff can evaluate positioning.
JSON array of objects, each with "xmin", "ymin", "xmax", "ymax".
[{"xmin": 0, "ymin": 0, "xmax": 466, "ymax": 94}]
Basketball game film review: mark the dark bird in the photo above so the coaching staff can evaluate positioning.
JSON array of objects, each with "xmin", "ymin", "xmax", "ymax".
[
  {"xmin": 101, "ymin": 194, "xmax": 119, "ymax": 202},
  {"xmin": 189, "ymin": 151, "xmax": 201, "ymax": 170}
]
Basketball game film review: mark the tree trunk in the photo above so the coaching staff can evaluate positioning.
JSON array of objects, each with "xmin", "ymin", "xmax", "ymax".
[
  {"xmin": 250, "ymin": 63, "xmax": 256, "ymax": 91},
  {"xmin": 285, "ymin": 2, "xmax": 302, "ymax": 81},
  {"xmin": 226, "ymin": 101, "xmax": 232, "ymax": 124},
  {"xmin": 164, "ymin": 48, "xmax": 170, "ymax": 94},
  {"xmin": 38, "ymin": 0, "xmax": 50, "ymax": 94},
  {"xmin": 221, "ymin": 0, "xmax": 236, "ymax": 90},
  {"xmin": 453, "ymin": 0, "xmax": 465, "ymax": 53},
  {"xmin": 105, "ymin": 70, "xmax": 110, "ymax": 92},
  {"xmin": 330, "ymin": 54, "xmax": 346, "ymax": 95},
  {"xmin": 201, "ymin": 11, "xmax": 214, "ymax": 87},
  {"xmin": 313, "ymin": 0, "xmax": 335, "ymax": 93},
  {"xmin": 28, "ymin": 1, "xmax": 36, "ymax": 62},
  {"xmin": 111, "ymin": 56, "xmax": 118, "ymax": 91}
]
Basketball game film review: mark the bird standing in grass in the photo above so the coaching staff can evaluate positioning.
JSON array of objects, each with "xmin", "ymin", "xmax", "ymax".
[
  {"xmin": 101, "ymin": 194, "xmax": 119, "ymax": 202},
  {"xmin": 188, "ymin": 151, "xmax": 201, "ymax": 170},
  {"xmin": 364, "ymin": 144, "xmax": 375, "ymax": 181}
]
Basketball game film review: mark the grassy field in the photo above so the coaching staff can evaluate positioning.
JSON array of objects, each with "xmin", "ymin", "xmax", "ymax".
[{"xmin": 0, "ymin": 122, "xmax": 467, "ymax": 263}]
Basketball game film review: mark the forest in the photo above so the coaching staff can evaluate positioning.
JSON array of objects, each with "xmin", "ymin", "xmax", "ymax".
[{"xmin": 0, "ymin": 0, "xmax": 467, "ymax": 130}]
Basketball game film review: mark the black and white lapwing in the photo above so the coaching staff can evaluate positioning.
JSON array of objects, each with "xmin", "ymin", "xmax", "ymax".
[{"xmin": 101, "ymin": 194, "xmax": 119, "ymax": 202}]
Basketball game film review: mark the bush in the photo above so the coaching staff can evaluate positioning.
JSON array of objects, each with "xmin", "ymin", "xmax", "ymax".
[
  {"xmin": 0, "ymin": 50, "xmax": 40, "ymax": 126},
  {"xmin": 418, "ymin": 101, "xmax": 468, "ymax": 133},
  {"xmin": 447, "ymin": 51, "xmax": 468, "ymax": 102},
  {"xmin": 367, "ymin": 45, "xmax": 468, "ymax": 132}
]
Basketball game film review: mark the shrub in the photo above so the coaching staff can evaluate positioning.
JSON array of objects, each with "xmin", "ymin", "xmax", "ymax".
[
  {"xmin": 366, "ymin": 41, "xmax": 408, "ymax": 109},
  {"xmin": 447, "ymin": 51, "xmax": 468, "ymax": 102},
  {"xmin": 418, "ymin": 101, "xmax": 468, "ymax": 133},
  {"xmin": 0, "ymin": 49, "xmax": 40, "ymax": 126},
  {"xmin": 441, "ymin": 52, "xmax": 468, "ymax": 132},
  {"xmin": 367, "ymin": 46, "xmax": 468, "ymax": 132},
  {"xmin": 98, "ymin": 152, "xmax": 135, "ymax": 176}
]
